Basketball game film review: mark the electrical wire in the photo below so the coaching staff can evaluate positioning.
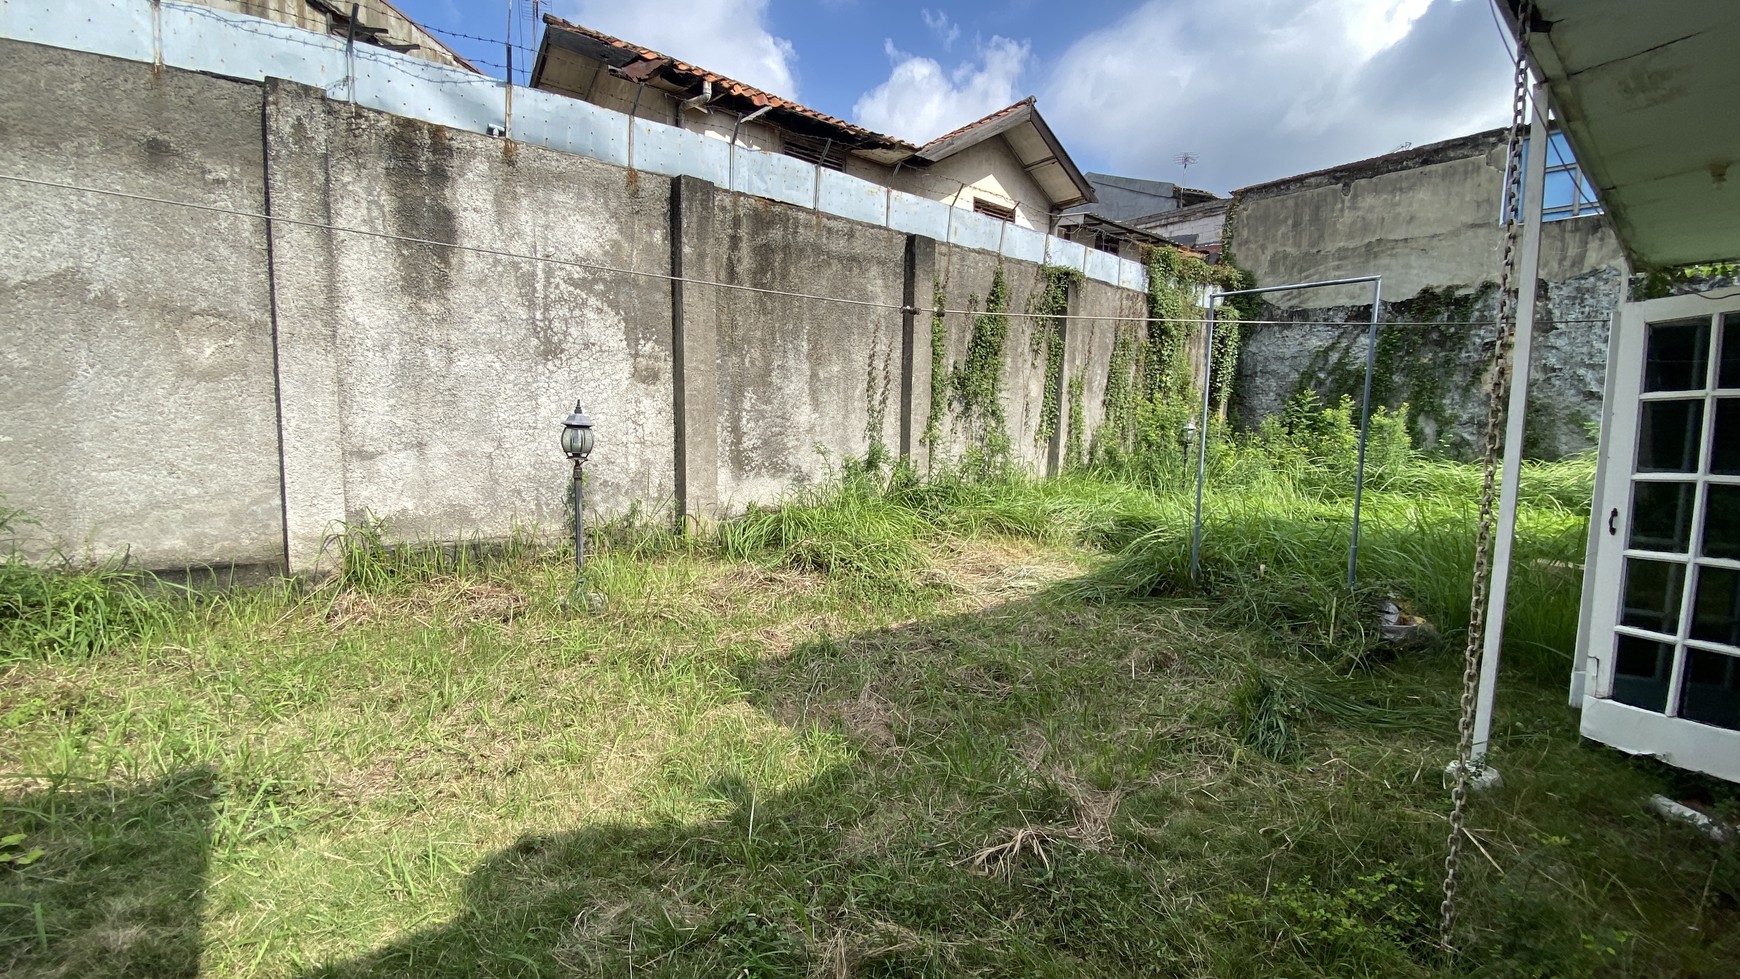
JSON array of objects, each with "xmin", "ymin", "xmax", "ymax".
[{"xmin": 0, "ymin": 171, "xmax": 1613, "ymax": 327}]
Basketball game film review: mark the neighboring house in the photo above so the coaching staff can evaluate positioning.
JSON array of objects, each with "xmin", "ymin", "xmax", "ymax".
[
  {"xmin": 1498, "ymin": 0, "xmax": 1740, "ymax": 783},
  {"xmin": 530, "ymin": 16, "xmax": 1094, "ymax": 231},
  {"xmin": 1223, "ymin": 128, "xmax": 1625, "ymax": 459},
  {"xmin": 1056, "ymin": 173, "xmax": 1228, "ymax": 255},
  {"xmin": 1058, "ymin": 173, "xmax": 1229, "ymax": 257},
  {"xmin": 1130, "ymin": 197, "xmax": 1232, "ymax": 256},
  {"xmin": 186, "ymin": 0, "xmax": 478, "ymax": 71},
  {"xmin": 1054, "ymin": 211, "xmax": 1181, "ymax": 262}
]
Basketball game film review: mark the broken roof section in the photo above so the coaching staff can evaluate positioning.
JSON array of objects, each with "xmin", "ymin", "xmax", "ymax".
[
  {"xmin": 534, "ymin": 15, "xmax": 916, "ymax": 163},
  {"xmin": 532, "ymin": 16, "xmax": 1094, "ymax": 208}
]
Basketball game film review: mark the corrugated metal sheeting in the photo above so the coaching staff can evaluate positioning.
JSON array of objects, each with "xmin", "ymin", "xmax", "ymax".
[{"xmin": 0, "ymin": 0, "xmax": 1147, "ymax": 288}]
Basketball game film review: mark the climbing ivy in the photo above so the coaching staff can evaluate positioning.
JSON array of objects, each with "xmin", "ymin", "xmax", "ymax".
[
  {"xmin": 1092, "ymin": 323, "xmax": 1141, "ymax": 465},
  {"xmin": 1631, "ymin": 261, "xmax": 1740, "ymax": 300},
  {"xmin": 922, "ymin": 282, "xmax": 947, "ymax": 456},
  {"xmin": 1065, "ymin": 374, "xmax": 1086, "ymax": 470},
  {"xmin": 1143, "ymin": 247, "xmax": 1198, "ymax": 404},
  {"xmin": 1031, "ymin": 265, "xmax": 1082, "ymax": 448},
  {"xmin": 863, "ymin": 335, "xmax": 893, "ymax": 471},
  {"xmin": 1142, "ymin": 245, "xmax": 1252, "ymax": 412},
  {"xmin": 949, "ymin": 264, "xmax": 1013, "ymax": 469},
  {"xmin": 1295, "ymin": 283, "xmax": 1487, "ymax": 452}
]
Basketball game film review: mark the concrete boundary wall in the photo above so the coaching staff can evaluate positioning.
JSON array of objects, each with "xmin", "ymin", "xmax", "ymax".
[
  {"xmin": 0, "ymin": 38, "xmax": 1157, "ymax": 575},
  {"xmin": 0, "ymin": 0, "xmax": 1149, "ymax": 291}
]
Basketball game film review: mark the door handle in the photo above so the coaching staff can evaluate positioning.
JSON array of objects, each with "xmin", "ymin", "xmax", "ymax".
[{"xmin": 1608, "ymin": 507, "xmax": 1619, "ymax": 536}]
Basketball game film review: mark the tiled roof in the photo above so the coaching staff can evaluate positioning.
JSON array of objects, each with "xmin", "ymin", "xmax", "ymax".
[
  {"xmin": 920, "ymin": 97, "xmax": 1036, "ymax": 152},
  {"xmin": 540, "ymin": 16, "xmax": 917, "ymax": 151}
]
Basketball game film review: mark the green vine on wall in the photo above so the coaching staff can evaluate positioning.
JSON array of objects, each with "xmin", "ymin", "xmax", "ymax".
[
  {"xmin": 1296, "ymin": 283, "xmax": 1487, "ymax": 452},
  {"xmin": 949, "ymin": 264, "xmax": 1013, "ymax": 467},
  {"xmin": 1142, "ymin": 245, "xmax": 1252, "ymax": 414},
  {"xmin": 1065, "ymin": 374, "xmax": 1086, "ymax": 470},
  {"xmin": 1090, "ymin": 246, "xmax": 1252, "ymax": 463},
  {"xmin": 1092, "ymin": 323, "xmax": 1141, "ymax": 465},
  {"xmin": 1031, "ymin": 264, "xmax": 1083, "ymax": 448},
  {"xmin": 863, "ymin": 336, "xmax": 894, "ymax": 470},
  {"xmin": 922, "ymin": 282, "xmax": 947, "ymax": 456}
]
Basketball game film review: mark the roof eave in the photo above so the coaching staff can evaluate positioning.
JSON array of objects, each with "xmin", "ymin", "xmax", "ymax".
[{"xmin": 916, "ymin": 103, "xmax": 1096, "ymax": 208}]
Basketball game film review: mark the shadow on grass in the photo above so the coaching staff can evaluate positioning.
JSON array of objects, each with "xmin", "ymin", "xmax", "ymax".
[{"xmin": 1, "ymin": 769, "xmax": 216, "ymax": 977}]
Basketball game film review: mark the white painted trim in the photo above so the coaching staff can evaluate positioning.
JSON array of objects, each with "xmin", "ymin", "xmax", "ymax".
[
  {"xmin": 1581, "ymin": 698, "xmax": 1740, "ymax": 783},
  {"xmin": 1473, "ymin": 85, "xmax": 1551, "ymax": 761}
]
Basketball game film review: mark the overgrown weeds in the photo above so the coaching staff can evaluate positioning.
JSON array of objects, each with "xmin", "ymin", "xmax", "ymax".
[
  {"xmin": 0, "ymin": 509, "xmax": 166, "ymax": 662},
  {"xmin": 12, "ymin": 385, "xmax": 1733, "ymax": 979}
]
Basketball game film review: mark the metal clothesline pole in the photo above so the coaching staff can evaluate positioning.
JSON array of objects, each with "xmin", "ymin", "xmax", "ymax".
[
  {"xmin": 1192, "ymin": 274, "xmax": 1384, "ymax": 590},
  {"xmin": 1190, "ymin": 301, "xmax": 1217, "ymax": 582},
  {"xmin": 1349, "ymin": 278, "xmax": 1384, "ymax": 590}
]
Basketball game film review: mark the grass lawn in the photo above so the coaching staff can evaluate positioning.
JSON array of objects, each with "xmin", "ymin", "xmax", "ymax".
[{"xmin": 3, "ymin": 467, "xmax": 1738, "ymax": 977}]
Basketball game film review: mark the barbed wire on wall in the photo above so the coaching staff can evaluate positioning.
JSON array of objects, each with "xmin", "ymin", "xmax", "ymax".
[{"xmin": 0, "ymin": 172, "xmax": 1611, "ymax": 328}]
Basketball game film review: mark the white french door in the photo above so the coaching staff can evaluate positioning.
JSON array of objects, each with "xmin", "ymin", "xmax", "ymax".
[{"xmin": 1582, "ymin": 287, "xmax": 1740, "ymax": 783}]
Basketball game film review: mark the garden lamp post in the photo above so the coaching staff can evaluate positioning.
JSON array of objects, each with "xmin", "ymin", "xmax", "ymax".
[
  {"xmin": 560, "ymin": 402, "xmax": 595, "ymax": 582},
  {"xmin": 1180, "ymin": 419, "xmax": 1198, "ymax": 474}
]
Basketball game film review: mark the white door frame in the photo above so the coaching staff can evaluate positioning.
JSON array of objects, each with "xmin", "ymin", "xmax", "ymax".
[{"xmin": 1579, "ymin": 286, "xmax": 1740, "ymax": 783}]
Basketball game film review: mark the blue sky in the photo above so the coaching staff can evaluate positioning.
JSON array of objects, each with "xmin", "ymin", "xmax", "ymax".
[{"xmin": 390, "ymin": 0, "xmax": 1516, "ymax": 192}]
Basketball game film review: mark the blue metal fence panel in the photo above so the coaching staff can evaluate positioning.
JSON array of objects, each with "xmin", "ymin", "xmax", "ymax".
[
  {"xmin": 510, "ymin": 86, "xmax": 629, "ymax": 168},
  {"xmin": 949, "ymin": 209, "xmax": 1003, "ymax": 253},
  {"xmin": 732, "ymin": 146, "xmax": 816, "ymax": 208},
  {"xmin": 630, "ymin": 119, "xmax": 730, "ymax": 186},
  {"xmin": 160, "ymin": 2, "xmax": 343, "ymax": 88},
  {"xmin": 1050, "ymin": 238, "xmax": 1089, "ymax": 273},
  {"xmin": 887, "ymin": 190, "xmax": 951, "ymax": 240},
  {"xmin": 1001, "ymin": 224, "xmax": 1048, "ymax": 265},
  {"xmin": 1085, "ymin": 247, "xmax": 1122, "ymax": 285},
  {"xmin": 816, "ymin": 168, "xmax": 887, "ymax": 226},
  {"xmin": 352, "ymin": 46, "xmax": 505, "ymax": 136},
  {"xmin": 2, "ymin": 0, "xmax": 154, "ymax": 63},
  {"xmin": 1118, "ymin": 257, "xmax": 1147, "ymax": 291}
]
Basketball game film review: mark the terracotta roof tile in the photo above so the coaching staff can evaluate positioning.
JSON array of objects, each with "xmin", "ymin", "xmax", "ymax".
[
  {"xmin": 541, "ymin": 16, "xmax": 917, "ymax": 151},
  {"xmin": 920, "ymin": 96, "xmax": 1036, "ymax": 151}
]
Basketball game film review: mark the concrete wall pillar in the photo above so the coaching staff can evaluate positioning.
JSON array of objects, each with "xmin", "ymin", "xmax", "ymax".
[
  {"xmin": 265, "ymin": 80, "xmax": 351, "ymax": 574},
  {"xmin": 900, "ymin": 234, "xmax": 938, "ymax": 468},
  {"xmin": 671, "ymin": 175, "xmax": 720, "ymax": 527}
]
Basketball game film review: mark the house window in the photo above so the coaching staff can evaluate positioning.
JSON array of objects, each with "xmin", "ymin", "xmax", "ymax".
[
  {"xmin": 781, "ymin": 132, "xmax": 845, "ymax": 172},
  {"xmin": 1510, "ymin": 131, "xmax": 1603, "ymax": 222},
  {"xmin": 973, "ymin": 197, "xmax": 1016, "ymax": 223}
]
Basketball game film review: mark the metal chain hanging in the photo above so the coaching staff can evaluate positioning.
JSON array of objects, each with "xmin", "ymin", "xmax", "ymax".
[{"xmin": 1440, "ymin": 2, "xmax": 1533, "ymax": 954}]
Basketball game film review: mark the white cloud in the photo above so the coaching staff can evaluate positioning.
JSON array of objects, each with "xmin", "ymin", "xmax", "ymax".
[
  {"xmin": 1040, "ymin": 0, "xmax": 1513, "ymax": 190},
  {"xmin": 563, "ymin": 0, "xmax": 800, "ymax": 98},
  {"xmin": 921, "ymin": 9, "xmax": 961, "ymax": 52},
  {"xmin": 853, "ymin": 36, "xmax": 1030, "ymax": 143}
]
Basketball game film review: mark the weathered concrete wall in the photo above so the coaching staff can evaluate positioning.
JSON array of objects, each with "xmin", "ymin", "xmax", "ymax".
[
  {"xmin": 1226, "ymin": 130, "xmax": 1627, "ymax": 458},
  {"xmin": 709, "ymin": 193, "xmax": 909, "ymax": 505},
  {"xmin": 1234, "ymin": 266, "xmax": 1621, "ymax": 459},
  {"xmin": 0, "ymin": 39, "xmax": 1152, "ymax": 574},
  {"xmin": 0, "ymin": 42, "xmax": 284, "ymax": 569},
  {"xmin": 1230, "ymin": 134, "xmax": 1623, "ymax": 296},
  {"xmin": 264, "ymin": 79, "xmax": 678, "ymax": 569}
]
